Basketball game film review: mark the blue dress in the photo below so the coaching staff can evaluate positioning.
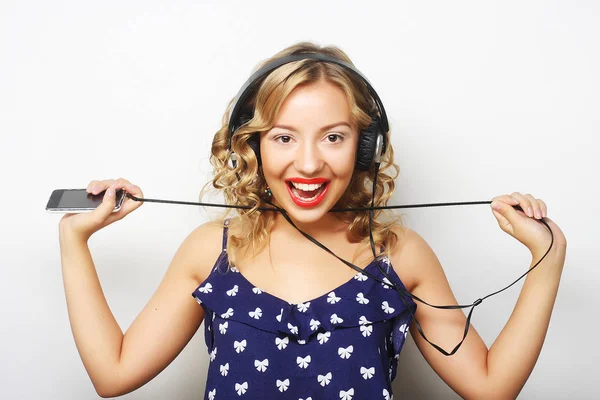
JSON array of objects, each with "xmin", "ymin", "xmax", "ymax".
[{"xmin": 192, "ymin": 219, "xmax": 417, "ymax": 400}]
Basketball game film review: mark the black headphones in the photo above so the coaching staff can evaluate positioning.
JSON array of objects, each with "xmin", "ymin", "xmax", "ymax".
[{"xmin": 227, "ymin": 52, "xmax": 389, "ymax": 171}]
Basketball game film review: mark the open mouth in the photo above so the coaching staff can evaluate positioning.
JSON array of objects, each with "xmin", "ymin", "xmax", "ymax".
[{"xmin": 286, "ymin": 181, "xmax": 330, "ymax": 206}]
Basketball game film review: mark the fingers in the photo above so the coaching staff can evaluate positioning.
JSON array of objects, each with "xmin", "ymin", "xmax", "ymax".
[
  {"xmin": 86, "ymin": 180, "xmax": 107, "ymax": 195},
  {"xmin": 122, "ymin": 183, "xmax": 143, "ymax": 199},
  {"xmin": 538, "ymin": 199, "xmax": 547, "ymax": 218},
  {"xmin": 87, "ymin": 178, "xmax": 133, "ymax": 195},
  {"xmin": 506, "ymin": 192, "xmax": 546, "ymax": 220},
  {"xmin": 491, "ymin": 194, "xmax": 519, "ymax": 206},
  {"xmin": 85, "ymin": 178, "xmax": 141, "ymax": 218},
  {"xmin": 490, "ymin": 193, "xmax": 547, "ymax": 219}
]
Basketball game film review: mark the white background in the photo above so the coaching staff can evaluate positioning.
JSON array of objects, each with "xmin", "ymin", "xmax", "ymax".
[{"xmin": 1, "ymin": 0, "xmax": 598, "ymax": 399}]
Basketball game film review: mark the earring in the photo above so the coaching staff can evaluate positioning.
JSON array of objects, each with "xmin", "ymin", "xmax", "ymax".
[{"xmin": 264, "ymin": 186, "xmax": 272, "ymax": 197}]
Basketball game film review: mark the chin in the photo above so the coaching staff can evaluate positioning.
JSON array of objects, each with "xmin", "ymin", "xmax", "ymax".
[
  {"xmin": 276, "ymin": 190, "xmax": 340, "ymax": 227},
  {"xmin": 283, "ymin": 208, "xmax": 331, "ymax": 224}
]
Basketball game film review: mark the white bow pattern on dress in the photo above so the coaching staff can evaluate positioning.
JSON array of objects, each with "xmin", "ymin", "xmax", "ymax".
[
  {"xmin": 338, "ymin": 345, "xmax": 353, "ymax": 359},
  {"xmin": 219, "ymin": 321, "xmax": 228, "ymax": 334},
  {"xmin": 360, "ymin": 324, "xmax": 373, "ymax": 337},
  {"xmin": 353, "ymin": 272, "xmax": 368, "ymax": 281},
  {"xmin": 317, "ymin": 372, "xmax": 332, "ymax": 387},
  {"xmin": 221, "ymin": 308, "xmax": 234, "ymax": 319},
  {"xmin": 383, "ymin": 388, "xmax": 392, "ymax": 400},
  {"xmin": 327, "ymin": 292, "xmax": 341, "ymax": 304},
  {"xmin": 234, "ymin": 339, "xmax": 247, "ymax": 353},
  {"xmin": 276, "ymin": 378, "xmax": 290, "ymax": 392},
  {"xmin": 356, "ymin": 292, "xmax": 369, "ymax": 304},
  {"xmin": 317, "ymin": 331, "xmax": 331, "ymax": 345},
  {"xmin": 248, "ymin": 307, "xmax": 262, "ymax": 319},
  {"xmin": 226, "ymin": 284, "xmax": 239, "ymax": 297},
  {"xmin": 310, "ymin": 319, "xmax": 321, "ymax": 331},
  {"xmin": 288, "ymin": 323, "xmax": 299, "ymax": 334},
  {"xmin": 360, "ymin": 366, "xmax": 375, "ymax": 379},
  {"xmin": 330, "ymin": 314, "xmax": 344, "ymax": 324},
  {"xmin": 220, "ymin": 362, "xmax": 229, "ymax": 376},
  {"xmin": 297, "ymin": 302, "xmax": 310, "ymax": 312},
  {"xmin": 198, "ymin": 282, "xmax": 212, "ymax": 293},
  {"xmin": 339, "ymin": 388, "xmax": 354, "ymax": 400},
  {"xmin": 254, "ymin": 358, "xmax": 268, "ymax": 372},
  {"xmin": 381, "ymin": 301, "xmax": 395, "ymax": 314},
  {"xmin": 276, "ymin": 336, "xmax": 289, "ymax": 350},
  {"xmin": 235, "ymin": 382, "xmax": 247, "ymax": 396},
  {"xmin": 296, "ymin": 355, "xmax": 311, "ymax": 368}
]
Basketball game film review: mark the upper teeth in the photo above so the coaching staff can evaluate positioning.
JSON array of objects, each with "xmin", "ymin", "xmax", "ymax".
[{"xmin": 291, "ymin": 182, "xmax": 325, "ymax": 191}]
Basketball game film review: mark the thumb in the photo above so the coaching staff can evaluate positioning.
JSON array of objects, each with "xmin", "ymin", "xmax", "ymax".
[{"xmin": 95, "ymin": 183, "xmax": 119, "ymax": 219}]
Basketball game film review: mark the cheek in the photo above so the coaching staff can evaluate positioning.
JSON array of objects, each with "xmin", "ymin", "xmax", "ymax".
[
  {"xmin": 336, "ymin": 145, "xmax": 357, "ymax": 173},
  {"xmin": 260, "ymin": 151, "xmax": 286, "ymax": 178}
]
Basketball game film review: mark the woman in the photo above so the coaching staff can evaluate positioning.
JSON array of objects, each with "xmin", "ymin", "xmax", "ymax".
[{"xmin": 58, "ymin": 42, "xmax": 567, "ymax": 399}]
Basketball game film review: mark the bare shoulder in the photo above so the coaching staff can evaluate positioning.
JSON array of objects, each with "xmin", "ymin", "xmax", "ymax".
[
  {"xmin": 178, "ymin": 219, "xmax": 226, "ymax": 285},
  {"xmin": 388, "ymin": 224, "xmax": 441, "ymax": 292}
]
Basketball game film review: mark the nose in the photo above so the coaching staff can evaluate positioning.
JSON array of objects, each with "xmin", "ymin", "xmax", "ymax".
[{"xmin": 294, "ymin": 140, "xmax": 324, "ymax": 175}]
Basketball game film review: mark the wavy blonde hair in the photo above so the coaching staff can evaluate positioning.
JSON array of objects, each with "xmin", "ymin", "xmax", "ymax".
[{"xmin": 199, "ymin": 42, "xmax": 405, "ymax": 268}]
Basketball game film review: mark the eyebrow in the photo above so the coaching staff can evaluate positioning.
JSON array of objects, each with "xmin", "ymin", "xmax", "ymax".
[{"xmin": 272, "ymin": 122, "xmax": 352, "ymax": 132}]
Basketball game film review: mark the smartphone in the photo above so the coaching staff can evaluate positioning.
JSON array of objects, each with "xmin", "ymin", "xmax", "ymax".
[{"xmin": 46, "ymin": 188, "xmax": 126, "ymax": 213}]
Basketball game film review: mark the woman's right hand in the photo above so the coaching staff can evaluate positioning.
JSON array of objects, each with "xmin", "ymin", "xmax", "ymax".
[{"xmin": 59, "ymin": 178, "xmax": 144, "ymax": 241}]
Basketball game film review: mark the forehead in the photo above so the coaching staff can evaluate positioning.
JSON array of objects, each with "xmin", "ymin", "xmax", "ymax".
[{"xmin": 273, "ymin": 80, "xmax": 353, "ymax": 128}]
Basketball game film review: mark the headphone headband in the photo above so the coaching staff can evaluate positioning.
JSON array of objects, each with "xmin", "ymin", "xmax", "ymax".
[{"xmin": 227, "ymin": 53, "xmax": 390, "ymax": 136}]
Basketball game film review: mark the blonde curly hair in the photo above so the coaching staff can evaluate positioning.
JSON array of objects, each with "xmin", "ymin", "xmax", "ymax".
[{"xmin": 199, "ymin": 41, "xmax": 405, "ymax": 269}]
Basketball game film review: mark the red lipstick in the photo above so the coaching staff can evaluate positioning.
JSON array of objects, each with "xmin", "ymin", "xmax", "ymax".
[
  {"xmin": 285, "ymin": 177, "xmax": 329, "ymax": 184},
  {"xmin": 285, "ymin": 178, "xmax": 330, "ymax": 208}
]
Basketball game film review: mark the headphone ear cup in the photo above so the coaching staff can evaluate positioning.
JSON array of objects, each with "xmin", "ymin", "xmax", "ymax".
[{"xmin": 355, "ymin": 116, "xmax": 385, "ymax": 171}]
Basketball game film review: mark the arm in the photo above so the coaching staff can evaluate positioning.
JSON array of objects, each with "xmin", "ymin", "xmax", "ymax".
[
  {"xmin": 59, "ymin": 220, "xmax": 223, "ymax": 397},
  {"xmin": 485, "ymin": 245, "xmax": 565, "ymax": 397},
  {"xmin": 395, "ymin": 228, "xmax": 565, "ymax": 399},
  {"xmin": 392, "ymin": 193, "xmax": 567, "ymax": 400}
]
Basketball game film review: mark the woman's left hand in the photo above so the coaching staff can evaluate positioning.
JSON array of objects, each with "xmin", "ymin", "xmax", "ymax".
[{"xmin": 490, "ymin": 192, "xmax": 567, "ymax": 257}]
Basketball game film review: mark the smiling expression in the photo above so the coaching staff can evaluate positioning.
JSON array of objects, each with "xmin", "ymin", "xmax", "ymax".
[{"xmin": 259, "ymin": 79, "xmax": 359, "ymax": 227}]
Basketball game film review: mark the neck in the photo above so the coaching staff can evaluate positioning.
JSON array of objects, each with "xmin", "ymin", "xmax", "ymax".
[{"xmin": 271, "ymin": 212, "xmax": 348, "ymax": 241}]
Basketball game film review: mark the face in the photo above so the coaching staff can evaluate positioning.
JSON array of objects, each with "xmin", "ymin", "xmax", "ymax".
[{"xmin": 259, "ymin": 79, "xmax": 359, "ymax": 232}]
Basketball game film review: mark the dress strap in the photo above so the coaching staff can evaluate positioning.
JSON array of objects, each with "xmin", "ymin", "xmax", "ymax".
[{"xmin": 222, "ymin": 218, "xmax": 230, "ymax": 252}]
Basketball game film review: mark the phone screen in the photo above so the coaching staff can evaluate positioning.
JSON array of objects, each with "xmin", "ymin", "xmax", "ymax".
[
  {"xmin": 59, "ymin": 189, "xmax": 105, "ymax": 209},
  {"xmin": 46, "ymin": 189, "xmax": 125, "ymax": 212}
]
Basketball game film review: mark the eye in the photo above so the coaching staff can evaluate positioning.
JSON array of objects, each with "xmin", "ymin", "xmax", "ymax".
[
  {"xmin": 326, "ymin": 134, "xmax": 344, "ymax": 143},
  {"xmin": 274, "ymin": 135, "xmax": 292, "ymax": 144}
]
